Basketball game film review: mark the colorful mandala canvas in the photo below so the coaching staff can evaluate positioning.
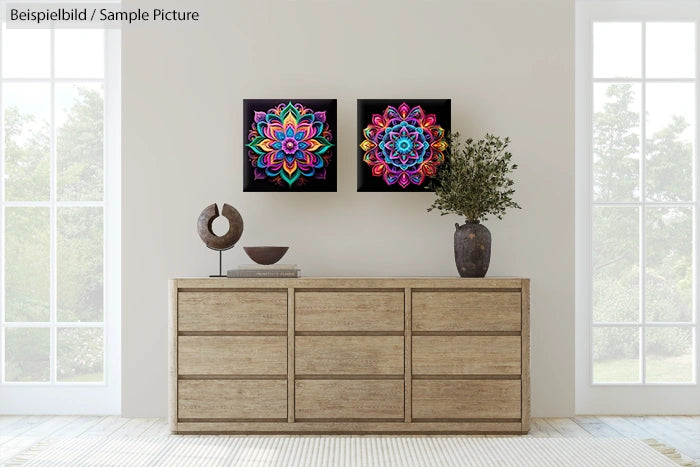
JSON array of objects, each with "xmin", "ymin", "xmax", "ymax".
[
  {"xmin": 357, "ymin": 99, "xmax": 451, "ymax": 192},
  {"xmin": 243, "ymin": 99, "xmax": 337, "ymax": 192}
]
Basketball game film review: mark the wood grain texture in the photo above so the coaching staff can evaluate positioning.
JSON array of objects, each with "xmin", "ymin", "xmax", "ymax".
[
  {"xmin": 295, "ymin": 380, "xmax": 404, "ymax": 419},
  {"xmin": 404, "ymin": 287, "xmax": 412, "ymax": 423},
  {"xmin": 412, "ymin": 291, "xmax": 521, "ymax": 332},
  {"xmin": 295, "ymin": 336, "xmax": 404, "ymax": 375},
  {"xmin": 546, "ymin": 418, "xmax": 594, "ymax": 438},
  {"xmin": 81, "ymin": 416, "xmax": 130, "ymax": 437},
  {"xmin": 178, "ymin": 291, "xmax": 286, "ymax": 331},
  {"xmin": 178, "ymin": 380, "xmax": 287, "ymax": 419},
  {"xmin": 413, "ymin": 336, "xmax": 521, "ymax": 375},
  {"xmin": 287, "ymin": 287, "xmax": 294, "ymax": 423},
  {"xmin": 170, "ymin": 277, "xmax": 531, "ymax": 434},
  {"xmin": 521, "ymin": 278, "xmax": 531, "ymax": 432},
  {"xmin": 0, "ymin": 416, "xmax": 78, "ymax": 461},
  {"xmin": 178, "ymin": 336, "xmax": 286, "ymax": 375},
  {"xmin": 168, "ymin": 280, "xmax": 178, "ymax": 431},
  {"xmin": 295, "ymin": 291, "xmax": 403, "ymax": 331},
  {"xmin": 176, "ymin": 277, "xmax": 525, "ymax": 289},
  {"xmin": 412, "ymin": 380, "xmax": 522, "ymax": 420},
  {"xmin": 174, "ymin": 420, "xmax": 523, "ymax": 434}
]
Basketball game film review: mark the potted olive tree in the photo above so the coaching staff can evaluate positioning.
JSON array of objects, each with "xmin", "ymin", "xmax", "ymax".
[{"xmin": 428, "ymin": 133, "xmax": 521, "ymax": 277}]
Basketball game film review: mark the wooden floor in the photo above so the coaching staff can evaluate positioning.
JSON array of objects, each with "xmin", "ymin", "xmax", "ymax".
[{"xmin": 1, "ymin": 416, "xmax": 699, "ymax": 464}]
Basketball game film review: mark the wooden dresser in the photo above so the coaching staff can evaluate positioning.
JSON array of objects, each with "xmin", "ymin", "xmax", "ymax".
[{"xmin": 169, "ymin": 277, "xmax": 530, "ymax": 434}]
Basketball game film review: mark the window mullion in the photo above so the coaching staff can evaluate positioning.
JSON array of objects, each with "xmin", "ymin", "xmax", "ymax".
[
  {"xmin": 588, "ymin": 17, "xmax": 595, "ymax": 388},
  {"xmin": 593, "ymin": 201, "xmax": 695, "ymax": 207},
  {"xmin": 49, "ymin": 26, "xmax": 57, "ymax": 385},
  {"xmin": 593, "ymin": 77, "xmax": 696, "ymax": 84},
  {"xmin": 102, "ymin": 29, "xmax": 108, "ymax": 385},
  {"xmin": 593, "ymin": 321, "xmax": 696, "ymax": 327},
  {"xmin": 640, "ymin": 21, "xmax": 648, "ymax": 385},
  {"xmin": 2, "ymin": 77, "xmax": 104, "ymax": 84},
  {"xmin": 4, "ymin": 321, "xmax": 105, "ymax": 327},
  {"xmin": 695, "ymin": 18, "xmax": 700, "ymax": 384},
  {"xmin": 0, "ymin": 12, "xmax": 5, "ymax": 384}
]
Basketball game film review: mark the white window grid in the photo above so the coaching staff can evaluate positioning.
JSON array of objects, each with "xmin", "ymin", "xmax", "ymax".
[
  {"xmin": 588, "ymin": 20, "xmax": 699, "ymax": 386},
  {"xmin": 0, "ymin": 26, "xmax": 108, "ymax": 386}
]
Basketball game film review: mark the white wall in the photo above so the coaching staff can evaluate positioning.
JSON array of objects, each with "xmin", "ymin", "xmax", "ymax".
[{"xmin": 122, "ymin": 0, "xmax": 574, "ymax": 417}]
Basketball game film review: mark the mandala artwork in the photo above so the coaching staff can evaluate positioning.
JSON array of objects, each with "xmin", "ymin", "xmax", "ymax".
[
  {"xmin": 357, "ymin": 99, "xmax": 451, "ymax": 192},
  {"xmin": 243, "ymin": 99, "xmax": 337, "ymax": 192}
]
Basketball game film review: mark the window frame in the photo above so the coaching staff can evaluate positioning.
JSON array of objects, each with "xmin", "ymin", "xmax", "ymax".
[
  {"xmin": 0, "ymin": 9, "xmax": 120, "ymax": 413},
  {"xmin": 576, "ymin": 0, "xmax": 700, "ymax": 414}
]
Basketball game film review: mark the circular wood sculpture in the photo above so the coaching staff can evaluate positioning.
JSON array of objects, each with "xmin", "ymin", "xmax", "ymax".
[{"xmin": 197, "ymin": 203, "xmax": 244, "ymax": 251}]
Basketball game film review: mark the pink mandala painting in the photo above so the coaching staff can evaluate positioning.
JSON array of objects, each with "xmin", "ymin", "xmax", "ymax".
[{"xmin": 357, "ymin": 99, "xmax": 450, "ymax": 192}]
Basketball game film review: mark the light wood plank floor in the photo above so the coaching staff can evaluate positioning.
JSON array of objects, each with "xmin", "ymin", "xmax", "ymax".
[{"xmin": 1, "ymin": 416, "xmax": 699, "ymax": 464}]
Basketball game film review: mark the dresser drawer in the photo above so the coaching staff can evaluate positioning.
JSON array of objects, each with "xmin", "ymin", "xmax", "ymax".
[
  {"xmin": 296, "ymin": 336, "xmax": 403, "ymax": 375},
  {"xmin": 295, "ymin": 380, "xmax": 404, "ymax": 420},
  {"xmin": 412, "ymin": 291, "xmax": 521, "ymax": 332},
  {"xmin": 178, "ymin": 336, "xmax": 287, "ymax": 376},
  {"xmin": 178, "ymin": 380, "xmax": 287, "ymax": 420},
  {"xmin": 295, "ymin": 291, "xmax": 404, "ymax": 331},
  {"xmin": 413, "ymin": 336, "xmax": 521, "ymax": 375},
  {"xmin": 413, "ymin": 380, "xmax": 521, "ymax": 419},
  {"xmin": 178, "ymin": 291, "xmax": 286, "ymax": 332}
]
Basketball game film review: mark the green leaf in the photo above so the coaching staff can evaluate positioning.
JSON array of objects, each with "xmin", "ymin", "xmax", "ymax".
[{"xmin": 426, "ymin": 132, "xmax": 522, "ymax": 222}]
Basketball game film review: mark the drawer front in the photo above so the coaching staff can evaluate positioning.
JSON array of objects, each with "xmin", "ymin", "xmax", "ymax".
[
  {"xmin": 412, "ymin": 291, "xmax": 521, "ymax": 332},
  {"xmin": 178, "ymin": 380, "xmax": 287, "ymax": 420},
  {"xmin": 178, "ymin": 336, "xmax": 287, "ymax": 376},
  {"xmin": 178, "ymin": 291, "xmax": 286, "ymax": 332},
  {"xmin": 413, "ymin": 336, "xmax": 521, "ymax": 375},
  {"xmin": 296, "ymin": 336, "xmax": 403, "ymax": 375},
  {"xmin": 412, "ymin": 380, "xmax": 521, "ymax": 419},
  {"xmin": 295, "ymin": 380, "xmax": 404, "ymax": 420},
  {"xmin": 295, "ymin": 291, "xmax": 404, "ymax": 331}
]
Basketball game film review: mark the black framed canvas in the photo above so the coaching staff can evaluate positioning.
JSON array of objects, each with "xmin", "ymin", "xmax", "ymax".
[
  {"xmin": 243, "ymin": 99, "xmax": 337, "ymax": 192},
  {"xmin": 357, "ymin": 99, "xmax": 451, "ymax": 192}
]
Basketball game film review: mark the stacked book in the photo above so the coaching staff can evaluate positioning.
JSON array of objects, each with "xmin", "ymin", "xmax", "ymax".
[{"xmin": 227, "ymin": 264, "xmax": 301, "ymax": 278}]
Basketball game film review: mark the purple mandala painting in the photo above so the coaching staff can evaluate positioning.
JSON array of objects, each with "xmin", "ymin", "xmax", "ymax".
[{"xmin": 244, "ymin": 99, "xmax": 337, "ymax": 192}]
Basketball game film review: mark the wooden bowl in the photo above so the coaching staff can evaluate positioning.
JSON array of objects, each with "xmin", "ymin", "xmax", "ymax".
[{"xmin": 243, "ymin": 246, "xmax": 289, "ymax": 265}]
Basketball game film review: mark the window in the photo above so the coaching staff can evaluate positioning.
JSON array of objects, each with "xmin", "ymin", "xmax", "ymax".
[
  {"xmin": 0, "ymin": 11, "xmax": 120, "ymax": 413},
  {"xmin": 576, "ymin": 1, "xmax": 700, "ymax": 413}
]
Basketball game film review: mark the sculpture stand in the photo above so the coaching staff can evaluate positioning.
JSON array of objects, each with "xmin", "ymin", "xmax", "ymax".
[
  {"xmin": 210, "ymin": 250, "xmax": 225, "ymax": 278},
  {"xmin": 209, "ymin": 245, "xmax": 234, "ymax": 278}
]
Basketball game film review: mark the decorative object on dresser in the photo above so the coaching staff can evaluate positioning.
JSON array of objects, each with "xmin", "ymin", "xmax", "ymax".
[
  {"xmin": 196, "ymin": 203, "xmax": 244, "ymax": 277},
  {"xmin": 243, "ymin": 99, "xmax": 337, "ymax": 192},
  {"xmin": 233, "ymin": 247, "xmax": 297, "ymax": 277},
  {"xmin": 243, "ymin": 246, "xmax": 289, "ymax": 265},
  {"xmin": 169, "ymin": 277, "xmax": 530, "ymax": 434},
  {"xmin": 357, "ymin": 99, "xmax": 451, "ymax": 192},
  {"xmin": 428, "ymin": 133, "xmax": 521, "ymax": 278},
  {"xmin": 227, "ymin": 264, "xmax": 300, "ymax": 278}
]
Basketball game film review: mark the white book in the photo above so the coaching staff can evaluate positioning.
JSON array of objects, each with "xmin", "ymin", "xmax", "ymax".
[
  {"xmin": 228, "ymin": 269, "xmax": 301, "ymax": 278},
  {"xmin": 237, "ymin": 263, "xmax": 297, "ymax": 270}
]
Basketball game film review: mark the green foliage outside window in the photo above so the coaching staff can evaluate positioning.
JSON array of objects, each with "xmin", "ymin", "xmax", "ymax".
[
  {"xmin": 4, "ymin": 86, "xmax": 104, "ymax": 382},
  {"xmin": 593, "ymin": 84, "xmax": 692, "ymax": 366}
]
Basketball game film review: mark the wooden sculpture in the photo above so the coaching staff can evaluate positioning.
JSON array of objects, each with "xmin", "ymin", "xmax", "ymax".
[{"xmin": 197, "ymin": 203, "xmax": 244, "ymax": 276}]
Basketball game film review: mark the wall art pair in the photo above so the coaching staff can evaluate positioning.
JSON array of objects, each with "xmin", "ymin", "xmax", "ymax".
[{"xmin": 243, "ymin": 99, "xmax": 451, "ymax": 192}]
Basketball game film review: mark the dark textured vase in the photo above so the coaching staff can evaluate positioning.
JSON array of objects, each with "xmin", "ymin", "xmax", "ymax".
[{"xmin": 454, "ymin": 221, "xmax": 491, "ymax": 278}]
